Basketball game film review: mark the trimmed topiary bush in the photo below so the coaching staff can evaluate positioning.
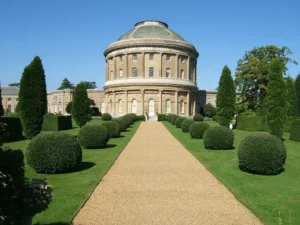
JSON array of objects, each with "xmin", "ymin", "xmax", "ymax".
[
  {"xmin": 0, "ymin": 117, "xmax": 23, "ymax": 141},
  {"xmin": 101, "ymin": 113, "xmax": 112, "ymax": 121},
  {"xmin": 175, "ymin": 117, "xmax": 186, "ymax": 128},
  {"xmin": 101, "ymin": 121, "xmax": 121, "ymax": 138},
  {"xmin": 113, "ymin": 118, "xmax": 126, "ymax": 132},
  {"xmin": 189, "ymin": 122, "xmax": 210, "ymax": 139},
  {"xmin": 137, "ymin": 115, "xmax": 146, "ymax": 121},
  {"xmin": 290, "ymin": 119, "xmax": 300, "ymax": 142},
  {"xmin": 181, "ymin": 119, "xmax": 194, "ymax": 133},
  {"xmin": 203, "ymin": 126, "xmax": 234, "ymax": 150},
  {"xmin": 78, "ymin": 125, "xmax": 109, "ymax": 148},
  {"xmin": 171, "ymin": 115, "xmax": 179, "ymax": 125},
  {"xmin": 42, "ymin": 114, "xmax": 72, "ymax": 131},
  {"xmin": 26, "ymin": 133, "xmax": 82, "ymax": 173},
  {"xmin": 193, "ymin": 114, "xmax": 203, "ymax": 121},
  {"xmin": 238, "ymin": 134, "xmax": 286, "ymax": 175},
  {"xmin": 158, "ymin": 114, "xmax": 167, "ymax": 121}
]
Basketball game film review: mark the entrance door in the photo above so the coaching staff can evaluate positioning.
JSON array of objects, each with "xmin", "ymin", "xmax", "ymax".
[{"xmin": 148, "ymin": 99, "xmax": 155, "ymax": 116}]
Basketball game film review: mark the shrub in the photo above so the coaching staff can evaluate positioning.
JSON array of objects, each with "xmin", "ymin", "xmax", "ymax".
[
  {"xmin": 175, "ymin": 117, "xmax": 186, "ymax": 128},
  {"xmin": 203, "ymin": 126, "xmax": 234, "ymax": 150},
  {"xmin": 91, "ymin": 107, "xmax": 101, "ymax": 117},
  {"xmin": 26, "ymin": 133, "xmax": 82, "ymax": 173},
  {"xmin": 290, "ymin": 119, "xmax": 300, "ymax": 142},
  {"xmin": 189, "ymin": 122, "xmax": 210, "ymax": 139},
  {"xmin": 181, "ymin": 119, "xmax": 194, "ymax": 132},
  {"xmin": 218, "ymin": 117, "xmax": 231, "ymax": 127},
  {"xmin": 238, "ymin": 134, "xmax": 286, "ymax": 175},
  {"xmin": 171, "ymin": 115, "xmax": 179, "ymax": 125},
  {"xmin": 66, "ymin": 101, "xmax": 72, "ymax": 114},
  {"xmin": 113, "ymin": 118, "xmax": 126, "ymax": 132},
  {"xmin": 167, "ymin": 114, "xmax": 175, "ymax": 122},
  {"xmin": 137, "ymin": 115, "xmax": 146, "ymax": 121},
  {"xmin": 78, "ymin": 125, "xmax": 109, "ymax": 148},
  {"xmin": 101, "ymin": 113, "xmax": 112, "ymax": 121},
  {"xmin": 42, "ymin": 114, "xmax": 72, "ymax": 131},
  {"xmin": 193, "ymin": 114, "xmax": 203, "ymax": 121},
  {"xmin": 203, "ymin": 103, "xmax": 216, "ymax": 118},
  {"xmin": 157, "ymin": 114, "xmax": 167, "ymax": 121},
  {"xmin": 101, "ymin": 121, "xmax": 121, "ymax": 138},
  {"xmin": 0, "ymin": 117, "xmax": 23, "ymax": 141}
]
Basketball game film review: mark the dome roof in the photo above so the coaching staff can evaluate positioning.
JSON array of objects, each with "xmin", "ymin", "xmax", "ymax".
[{"xmin": 117, "ymin": 20, "xmax": 186, "ymax": 42}]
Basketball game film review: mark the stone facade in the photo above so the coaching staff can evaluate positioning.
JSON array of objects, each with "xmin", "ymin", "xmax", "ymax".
[{"xmin": 1, "ymin": 86, "xmax": 19, "ymax": 113}]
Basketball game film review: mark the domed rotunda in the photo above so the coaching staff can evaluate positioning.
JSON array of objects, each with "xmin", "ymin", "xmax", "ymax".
[{"xmin": 103, "ymin": 20, "xmax": 199, "ymax": 117}]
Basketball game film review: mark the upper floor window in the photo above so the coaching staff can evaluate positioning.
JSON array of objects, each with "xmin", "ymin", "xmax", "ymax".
[
  {"xmin": 119, "ymin": 69, "xmax": 123, "ymax": 78},
  {"xmin": 132, "ymin": 54, "xmax": 137, "ymax": 61},
  {"xmin": 16, "ymin": 98, "xmax": 19, "ymax": 101},
  {"xmin": 166, "ymin": 68, "xmax": 171, "ymax": 78},
  {"xmin": 149, "ymin": 54, "xmax": 154, "ymax": 60},
  {"xmin": 149, "ymin": 67, "xmax": 154, "ymax": 78},
  {"xmin": 7, "ymin": 98, "xmax": 11, "ymax": 102},
  {"xmin": 166, "ymin": 55, "xmax": 171, "ymax": 61},
  {"xmin": 166, "ymin": 99, "xmax": 171, "ymax": 113},
  {"xmin": 181, "ymin": 57, "xmax": 185, "ymax": 63},
  {"xmin": 181, "ymin": 69, "xmax": 184, "ymax": 79},
  {"xmin": 119, "ymin": 56, "xmax": 122, "ymax": 62},
  {"xmin": 132, "ymin": 68, "xmax": 137, "ymax": 77}
]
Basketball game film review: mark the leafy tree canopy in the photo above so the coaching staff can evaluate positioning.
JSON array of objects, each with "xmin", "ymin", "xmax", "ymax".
[
  {"xmin": 57, "ymin": 78, "xmax": 74, "ymax": 90},
  {"xmin": 8, "ymin": 83, "xmax": 20, "ymax": 88},
  {"xmin": 286, "ymin": 77, "xmax": 296, "ymax": 116},
  {"xmin": 0, "ymin": 87, "xmax": 4, "ymax": 116},
  {"xmin": 82, "ymin": 81, "xmax": 97, "ymax": 89},
  {"xmin": 295, "ymin": 74, "xmax": 300, "ymax": 116},
  {"xmin": 235, "ymin": 45, "xmax": 297, "ymax": 112}
]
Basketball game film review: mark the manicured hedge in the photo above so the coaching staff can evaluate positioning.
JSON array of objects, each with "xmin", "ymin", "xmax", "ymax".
[
  {"xmin": 238, "ymin": 134, "xmax": 286, "ymax": 175},
  {"xmin": 203, "ymin": 126, "xmax": 234, "ymax": 150},
  {"xmin": 189, "ymin": 122, "xmax": 209, "ymax": 139},
  {"xmin": 101, "ymin": 113, "xmax": 112, "ymax": 121},
  {"xmin": 26, "ymin": 132, "xmax": 82, "ymax": 173},
  {"xmin": 290, "ymin": 119, "xmax": 300, "ymax": 142},
  {"xmin": 218, "ymin": 117, "xmax": 231, "ymax": 127},
  {"xmin": 158, "ymin": 114, "xmax": 167, "ymax": 121},
  {"xmin": 167, "ymin": 114, "xmax": 175, "ymax": 122},
  {"xmin": 171, "ymin": 115, "xmax": 179, "ymax": 125},
  {"xmin": 181, "ymin": 119, "xmax": 194, "ymax": 133},
  {"xmin": 78, "ymin": 125, "xmax": 110, "ymax": 148},
  {"xmin": 113, "ymin": 118, "xmax": 126, "ymax": 132},
  {"xmin": 175, "ymin": 117, "xmax": 186, "ymax": 128},
  {"xmin": 42, "ymin": 114, "xmax": 72, "ymax": 131},
  {"xmin": 193, "ymin": 114, "xmax": 204, "ymax": 121},
  {"xmin": 0, "ymin": 117, "xmax": 23, "ymax": 141},
  {"xmin": 101, "ymin": 121, "xmax": 121, "ymax": 138},
  {"xmin": 137, "ymin": 115, "xmax": 146, "ymax": 121}
]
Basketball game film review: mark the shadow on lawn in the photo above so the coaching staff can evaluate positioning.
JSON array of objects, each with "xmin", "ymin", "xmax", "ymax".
[
  {"xmin": 35, "ymin": 223, "xmax": 71, "ymax": 225},
  {"xmin": 72, "ymin": 162, "xmax": 96, "ymax": 172},
  {"xmin": 113, "ymin": 135, "xmax": 125, "ymax": 139}
]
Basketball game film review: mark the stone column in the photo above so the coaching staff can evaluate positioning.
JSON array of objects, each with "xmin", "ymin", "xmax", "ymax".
[
  {"xmin": 194, "ymin": 61, "xmax": 197, "ymax": 83},
  {"xmin": 186, "ymin": 91, "xmax": 190, "ymax": 116},
  {"xmin": 193, "ymin": 93, "xmax": 197, "ymax": 115},
  {"xmin": 160, "ymin": 52, "xmax": 163, "ymax": 77},
  {"xmin": 105, "ymin": 60, "xmax": 108, "ymax": 81},
  {"xmin": 142, "ymin": 52, "xmax": 145, "ymax": 77},
  {"xmin": 113, "ymin": 56, "xmax": 117, "ymax": 79},
  {"xmin": 104, "ymin": 92, "xmax": 108, "ymax": 113},
  {"xmin": 187, "ymin": 57, "xmax": 190, "ymax": 81},
  {"xmin": 159, "ymin": 89, "xmax": 162, "ymax": 114},
  {"xmin": 175, "ymin": 55, "xmax": 179, "ymax": 78},
  {"xmin": 112, "ymin": 91, "xmax": 115, "ymax": 116},
  {"xmin": 125, "ymin": 54, "xmax": 128, "ymax": 78},
  {"xmin": 141, "ymin": 89, "xmax": 144, "ymax": 115},
  {"xmin": 175, "ymin": 90, "xmax": 178, "ymax": 115},
  {"xmin": 125, "ymin": 90, "xmax": 128, "ymax": 114}
]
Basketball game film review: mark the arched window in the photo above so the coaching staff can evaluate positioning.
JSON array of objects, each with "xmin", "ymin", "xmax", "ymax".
[
  {"xmin": 132, "ymin": 99, "xmax": 137, "ymax": 113},
  {"xmin": 119, "ymin": 69, "xmax": 123, "ymax": 78},
  {"xmin": 166, "ymin": 99, "xmax": 171, "ymax": 113},
  {"xmin": 181, "ymin": 69, "xmax": 184, "ymax": 79},
  {"xmin": 180, "ymin": 100, "xmax": 184, "ymax": 113},
  {"xmin": 166, "ymin": 68, "xmax": 171, "ymax": 78},
  {"xmin": 132, "ymin": 68, "xmax": 137, "ymax": 77},
  {"xmin": 118, "ymin": 99, "xmax": 123, "ymax": 113}
]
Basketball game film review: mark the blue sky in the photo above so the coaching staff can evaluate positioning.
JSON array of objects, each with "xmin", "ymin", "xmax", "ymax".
[{"xmin": 1, "ymin": 0, "xmax": 299, "ymax": 91}]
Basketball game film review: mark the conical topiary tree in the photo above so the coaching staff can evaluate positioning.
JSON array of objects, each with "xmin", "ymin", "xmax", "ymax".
[
  {"xmin": 72, "ymin": 82, "xmax": 90, "ymax": 127},
  {"xmin": 18, "ymin": 56, "xmax": 47, "ymax": 139},
  {"xmin": 216, "ymin": 65, "xmax": 236, "ymax": 126},
  {"xmin": 295, "ymin": 74, "xmax": 300, "ymax": 117},
  {"xmin": 286, "ymin": 77, "xmax": 296, "ymax": 116},
  {"xmin": 0, "ymin": 85, "xmax": 4, "ymax": 117},
  {"xmin": 266, "ymin": 58, "xmax": 287, "ymax": 138}
]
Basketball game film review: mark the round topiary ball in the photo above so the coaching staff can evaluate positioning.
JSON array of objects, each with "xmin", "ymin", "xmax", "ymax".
[
  {"xmin": 101, "ymin": 113, "xmax": 112, "ymax": 121},
  {"xmin": 101, "ymin": 121, "xmax": 121, "ymax": 138},
  {"xmin": 238, "ymin": 134, "xmax": 286, "ymax": 175},
  {"xmin": 189, "ymin": 122, "xmax": 210, "ymax": 139},
  {"xmin": 78, "ymin": 125, "xmax": 109, "ymax": 148},
  {"xmin": 113, "ymin": 118, "xmax": 126, "ymax": 132},
  {"xmin": 193, "ymin": 114, "xmax": 204, "ymax": 121},
  {"xmin": 168, "ymin": 114, "xmax": 174, "ymax": 123},
  {"xmin": 175, "ymin": 117, "xmax": 186, "ymax": 128},
  {"xmin": 203, "ymin": 126, "xmax": 234, "ymax": 150},
  {"xmin": 171, "ymin": 116, "xmax": 179, "ymax": 125},
  {"xmin": 181, "ymin": 120, "xmax": 194, "ymax": 133},
  {"xmin": 26, "ymin": 133, "xmax": 82, "ymax": 174}
]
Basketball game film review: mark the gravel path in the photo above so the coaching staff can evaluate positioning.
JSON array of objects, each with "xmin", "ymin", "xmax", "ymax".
[{"xmin": 72, "ymin": 122, "xmax": 263, "ymax": 225}]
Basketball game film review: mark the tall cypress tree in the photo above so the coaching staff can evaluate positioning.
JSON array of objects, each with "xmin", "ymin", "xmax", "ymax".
[
  {"xmin": 216, "ymin": 65, "xmax": 236, "ymax": 125},
  {"xmin": 18, "ymin": 56, "xmax": 47, "ymax": 139},
  {"xmin": 286, "ymin": 77, "xmax": 296, "ymax": 116},
  {"xmin": 295, "ymin": 74, "xmax": 300, "ymax": 117},
  {"xmin": 0, "ymin": 85, "xmax": 4, "ymax": 117},
  {"xmin": 266, "ymin": 58, "xmax": 287, "ymax": 138},
  {"xmin": 72, "ymin": 82, "xmax": 90, "ymax": 127}
]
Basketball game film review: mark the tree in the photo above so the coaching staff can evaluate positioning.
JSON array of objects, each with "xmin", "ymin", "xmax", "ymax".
[
  {"xmin": 8, "ymin": 83, "xmax": 20, "ymax": 88},
  {"xmin": 266, "ymin": 58, "xmax": 287, "ymax": 138},
  {"xmin": 0, "ymin": 86, "xmax": 4, "ymax": 117},
  {"xmin": 235, "ymin": 45, "xmax": 297, "ymax": 112},
  {"xmin": 18, "ymin": 56, "xmax": 47, "ymax": 139},
  {"xmin": 202, "ymin": 103, "xmax": 216, "ymax": 118},
  {"xmin": 57, "ymin": 78, "xmax": 74, "ymax": 90},
  {"xmin": 295, "ymin": 74, "xmax": 300, "ymax": 116},
  {"xmin": 82, "ymin": 81, "xmax": 97, "ymax": 89},
  {"xmin": 66, "ymin": 98, "xmax": 95, "ymax": 114},
  {"xmin": 286, "ymin": 77, "xmax": 296, "ymax": 116},
  {"xmin": 72, "ymin": 82, "xmax": 90, "ymax": 127},
  {"xmin": 216, "ymin": 66, "xmax": 236, "ymax": 124}
]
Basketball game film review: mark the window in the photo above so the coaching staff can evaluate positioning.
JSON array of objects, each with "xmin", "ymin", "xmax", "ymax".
[
  {"xmin": 181, "ymin": 69, "xmax": 184, "ymax": 79},
  {"xmin": 132, "ymin": 99, "xmax": 137, "ymax": 113},
  {"xmin": 166, "ymin": 55, "xmax": 171, "ymax": 61},
  {"xmin": 181, "ymin": 57, "xmax": 185, "ymax": 63},
  {"xmin": 119, "ymin": 69, "xmax": 123, "ymax": 78},
  {"xmin": 118, "ymin": 100, "xmax": 122, "ymax": 113},
  {"xmin": 166, "ymin": 100, "xmax": 171, "ymax": 113},
  {"xmin": 149, "ymin": 67, "xmax": 154, "ymax": 78},
  {"xmin": 7, "ymin": 98, "xmax": 11, "ymax": 102},
  {"xmin": 16, "ymin": 98, "xmax": 19, "ymax": 101},
  {"xmin": 7, "ymin": 105, "xmax": 11, "ymax": 113},
  {"xmin": 132, "ymin": 54, "xmax": 137, "ymax": 61},
  {"xmin": 119, "ymin": 56, "xmax": 122, "ymax": 62},
  {"xmin": 166, "ymin": 68, "xmax": 171, "ymax": 78},
  {"xmin": 132, "ymin": 68, "xmax": 137, "ymax": 77},
  {"xmin": 180, "ymin": 100, "xmax": 184, "ymax": 113},
  {"xmin": 149, "ymin": 54, "xmax": 154, "ymax": 60}
]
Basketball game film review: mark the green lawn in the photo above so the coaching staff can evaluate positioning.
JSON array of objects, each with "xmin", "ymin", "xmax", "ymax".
[
  {"xmin": 4, "ymin": 119, "xmax": 141, "ymax": 225},
  {"xmin": 163, "ymin": 121, "xmax": 300, "ymax": 225}
]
